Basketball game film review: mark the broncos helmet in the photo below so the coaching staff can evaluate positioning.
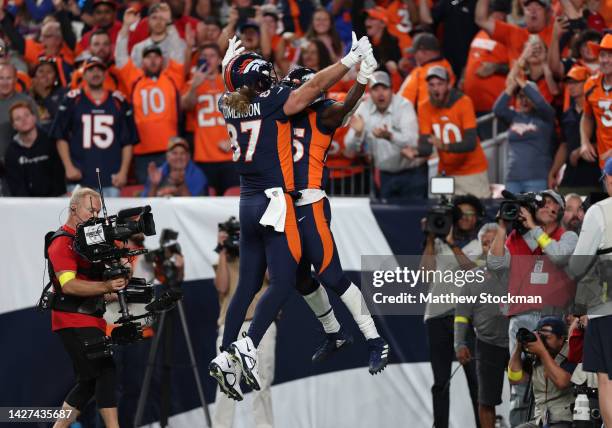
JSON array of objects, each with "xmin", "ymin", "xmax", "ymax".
[
  {"xmin": 223, "ymin": 52, "xmax": 275, "ymax": 93},
  {"xmin": 281, "ymin": 66, "xmax": 316, "ymax": 89}
]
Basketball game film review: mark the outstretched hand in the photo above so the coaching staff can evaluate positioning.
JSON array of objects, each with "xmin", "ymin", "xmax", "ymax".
[{"xmin": 222, "ymin": 36, "xmax": 245, "ymax": 70}]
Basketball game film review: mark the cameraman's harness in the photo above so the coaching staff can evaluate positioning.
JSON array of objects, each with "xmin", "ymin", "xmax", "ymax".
[{"xmin": 38, "ymin": 229, "xmax": 106, "ymax": 317}]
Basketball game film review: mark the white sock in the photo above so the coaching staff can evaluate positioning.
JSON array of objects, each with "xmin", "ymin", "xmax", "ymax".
[
  {"xmin": 341, "ymin": 284, "xmax": 379, "ymax": 340},
  {"xmin": 303, "ymin": 285, "xmax": 341, "ymax": 334}
]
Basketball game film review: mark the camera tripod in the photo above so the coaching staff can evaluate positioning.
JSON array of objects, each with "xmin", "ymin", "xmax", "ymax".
[{"xmin": 134, "ymin": 296, "xmax": 211, "ymax": 427}]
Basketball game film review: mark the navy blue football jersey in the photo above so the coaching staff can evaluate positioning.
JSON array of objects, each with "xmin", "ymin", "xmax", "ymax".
[
  {"xmin": 50, "ymin": 89, "xmax": 135, "ymax": 188},
  {"xmin": 219, "ymin": 85, "xmax": 294, "ymax": 194},
  {"xmin": 291, "ymin": 99, "xmax": 336, "ymax": 191}
]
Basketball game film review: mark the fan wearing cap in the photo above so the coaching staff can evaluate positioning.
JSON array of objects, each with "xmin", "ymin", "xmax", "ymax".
[
  {"xmin": 345, "ymin": 70, "xmax": 424, "ymax": 199},
  {"xmin": 475, "ymin": 0, "xmax": 553, "ymax": 64},
  {"xmin": 581, "ymin": 33, "xmax": 612, "ymax": 168},
  {"xmin": 507, "ymin": 316, "xmax": 577, "ymax": 428},
  {"xmin": 49, "ymin": 56, "xmax": 135, "ymax": 196},
  {"xmin": 569, "ymin": 158, "xmax": 612, "ymax": 428},
  {"xmin": 418, "ymin": 66, "xmax": 490, "ymax": 198},
  {"xmin": 555, "ymin": 65, "xmax": 602, "ymax": 194},
  {"xmin": 143, "ymin": 136, "xmax": 207, "ymax": 196},
  {"xmin": 115, "ymin": 6, "xmax": 186, "ymax": 185},
  {"xmin": 463, "ymin": 0, "xmax": 510, "ymax": 120},
  {"xmin": 78, "ymin": 0, "xmax": 121, "ymax": 55},
  {"xmin": 71, "ymin": 30, "xmax": 126, "ymax": 94},
  {"xmin": 398, "ymin": 32, "xmax": 455, "ymax": 110}
]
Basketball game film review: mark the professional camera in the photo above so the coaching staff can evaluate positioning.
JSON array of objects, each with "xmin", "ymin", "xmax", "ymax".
[
  {"xmin": 516, "ymin": 327, "xmax": 538, "ymax": 345},
  {"xmin": 425, "ymin": 177, "xmax": 457, "ymax": 237},
  {"xmin": 144, "ymin": 228, "xmax": 184, "ymax": 312},
  {"xmin": 573, "ymin": 384, "xmax": 601, "ymax": 427},
  {"xmin": 215, "ymin": 216, "xmax": 240, "ymax": 257},
  {"xmin": 499, "ymin": 190, "xmax": 544, "ymax": 233}
]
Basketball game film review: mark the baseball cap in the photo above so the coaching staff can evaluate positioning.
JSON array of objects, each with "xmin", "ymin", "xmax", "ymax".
[
  {"xmin": 565, "ymin": 65, "xmax": 589, "ymax": 82},
  {"xmin": 589, "ymin": 33, "xmax": 612, "ymax": 56},
  {"xmin": 408, "ymin": 32, "xmax": 440, "ymax": 54},
  {"xmin": 537, "ymin": 316, "xmax": 567, "ymax": 337},
  {"xmin": 167, "ymin": 136, "xmax": 189, "ymax": 152},
  {"xmin": 83, "ymin": 56, "xmax": 107, "ymax": 71},
  {"xmin": 524, "ymin": 0, "xmax": 551, "ymax": 8},
  {"xmin": 365, "ymin": 6, "xmax": 388, "ymax": 23},
  {"xmin": 92, "ymin": 0, "xmax": 117, "ymax": 9},
  {"xmin": 540, "ymin": 189, "xmax": 565, "ymax": 210},
  {"xmin": 369, "ymin": 70, "xmax": 391, "ymax": 88},
  {"xmin": 425, "ymin": 65, "xmax": 449, "ymax": 81},
  {"xmin": 142, "ymin": 44, "xmax": 163, "ymax": 58}
]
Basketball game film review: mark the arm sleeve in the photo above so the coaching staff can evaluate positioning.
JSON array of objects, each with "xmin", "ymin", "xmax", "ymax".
[
  {"xmin": 445, "ymin": 128, "xmax": 477, "ymax": 153},
  {"xmin": 48, "ymin": 237, "xmax": 78, "ymax": 273},
  {"xmin": 531, "ymin": 228, "xmax": 579, "ymax": 265},
  {"xmin": 523, "ymin": 81, "xmax": 555, "ymax": 122},
  {"xmin": 487, "ymin": 246, "xmax": 511, "ymax": 271},
  {"xmin": 114, "ymin": 31, "xmax": 130, "ymax": 69},
  {"xmin": 491, "ymin": 19, "xmax": 513, "ymax": 46},
  {"xmin": 166, "ymin": 26, "xmax": 186, "ymax": 64},
  {"xmin": 493, "ymin": 92, "xmax": 516, "ymax": 125}
]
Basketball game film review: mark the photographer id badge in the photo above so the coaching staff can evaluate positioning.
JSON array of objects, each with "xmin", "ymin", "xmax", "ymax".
[{"xmin": 530, "ymin": 259, "xmax": 549, "ymax": 285}]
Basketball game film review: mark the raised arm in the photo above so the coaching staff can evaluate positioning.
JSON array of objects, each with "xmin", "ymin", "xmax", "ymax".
[{"xmin": 475, "ymin": 0, "xmax": 496, "ymax": 36}]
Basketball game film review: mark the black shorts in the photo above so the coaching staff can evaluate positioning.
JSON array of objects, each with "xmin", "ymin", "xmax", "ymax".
[
  {"xmin": 57, "ymin": 327, "xmax": 115, "ymax": 382},
  {"xmin": 475, "ymin": 338, "xmax": 509, "ymax": 406},
  {"xmin": 583, "ymin": 315, "xmax": 612, "ymax": 379}
]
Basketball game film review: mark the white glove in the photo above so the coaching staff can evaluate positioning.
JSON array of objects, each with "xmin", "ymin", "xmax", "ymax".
[
  {"xmin": 341, "ymin": 32, "xmax": 373, "ymax": 69},
  {"xmin": 222, "ymin": 36, "xmax": 245, "ymax": 71},
  {"xmin": 357, "ymin": 52, "xmax": 378, "ymax": 85}
]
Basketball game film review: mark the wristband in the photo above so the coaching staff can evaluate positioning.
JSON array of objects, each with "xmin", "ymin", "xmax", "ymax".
[
  {"xmin": 507, "ymin": 366, "xmax": 523, "ymax": 381},
  {"xmin": 536, "ymin": 232, "xmax": 552, "ymax": 249},
  {"xmin": 454, "ymin": 315, "xmax": 470, "ymax": 324}
]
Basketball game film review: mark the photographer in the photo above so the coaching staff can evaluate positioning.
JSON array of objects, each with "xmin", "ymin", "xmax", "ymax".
[
  {"xmin": 568, "ymin": 158, "xmax": 612, "ymax": 428},
  {"xmin": 488, "ymin": 189, "xmax": 578, "ymax": 425},
  {"xmin": 212, "ymin": 218, "xmax": 275, "ymax": 428},
  {"xmin": 420, "ymin": 194, "xmax": 483, "ymax": 428},
  {"xmin": 507, "ymin": 317, "xmax": 576, "ymax": 428},
  {"xmin": 48, "ymin": 187, "xmax": 126, "ymax": 428},
  {"xmin": 454, "ymin": 223, "xmax": 509, "ymax": 428}
]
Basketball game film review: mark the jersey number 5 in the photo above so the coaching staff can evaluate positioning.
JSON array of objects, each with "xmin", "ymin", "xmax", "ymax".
[
  {"xmin": 82, "ymin": 114, "xmax": 115, "ymax": 149},
  {"xmin": 227, "ymin": 120, "xmax": 262, "ymax": 162}
]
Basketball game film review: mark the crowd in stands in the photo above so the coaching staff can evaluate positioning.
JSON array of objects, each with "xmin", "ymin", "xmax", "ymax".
[{"xmin": 0, "ymin": 0, "xmax": 610, "ymax": 199}]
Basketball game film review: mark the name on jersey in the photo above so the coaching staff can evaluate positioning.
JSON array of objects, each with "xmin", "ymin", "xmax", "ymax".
[{"xmin": 222, "ymin": 103, "xmax": 261, "ymax": 119}]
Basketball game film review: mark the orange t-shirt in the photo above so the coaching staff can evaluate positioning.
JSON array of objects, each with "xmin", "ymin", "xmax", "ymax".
[
  {"xmin": 187, "ymin": 75, "xmax": 233, "ymax": 163},
  {"xmin": 463, "ymin": 31, "xmax": 509, "ymax": 113},
  {"xmin": 24, "ymin": 39, "xmax": 75, "ymax": 66},
  {"xmin": 584, "ymin": 73, "xmax": 612, "ymax": 167},
  {"xmin": 418, "ymin": 93, "xmax": 488, "ymax": 176},
  {"xmin": 491, "ymin": 20, "xmax": 553, "ymax": 63},
  {"xmin": 398, "ymin": 58, "xmax": 456, "ymax": 110},
  {"xmin": 116, "ymin": 60, "xmax": 184, "ymax": 155},
  {"xmin": 325, "ymin": 92, "xmax": 364, "ymax": 179},
  {"xmin": 70, "ymin": 65, "xmax": 127, "ymax": 94}
]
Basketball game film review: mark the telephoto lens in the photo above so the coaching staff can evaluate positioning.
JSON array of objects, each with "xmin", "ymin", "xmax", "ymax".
[{"xmin": 573, "ymin": 393, "xmax": 591, "ymax": 427}]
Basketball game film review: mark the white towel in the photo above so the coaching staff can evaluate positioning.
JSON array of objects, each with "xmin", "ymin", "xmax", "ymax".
[{"xmin": 259, "ymin": 187, "xmax": 287, "ymax": 232}]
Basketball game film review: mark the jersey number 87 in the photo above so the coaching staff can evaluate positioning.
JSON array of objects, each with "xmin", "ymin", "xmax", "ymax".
[{"xmin": 227, "ymin": 120, "xmax": 262, "ymax": 162}]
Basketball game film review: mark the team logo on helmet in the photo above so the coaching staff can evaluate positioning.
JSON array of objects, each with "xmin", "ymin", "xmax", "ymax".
[{"xmin": 224, "ymin": 52, "xmax": 274, "ymax": 93}]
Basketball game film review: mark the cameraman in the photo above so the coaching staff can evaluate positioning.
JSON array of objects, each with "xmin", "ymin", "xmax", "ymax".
[
  {"xmin": 568, "ymin": 158, "xmax": 612, "ymax": 428},
  {"xmin": 488, "ymin": 190, "xmax": 578, "ymax": 426},
  {"xmin": 48, "ymin": 187, "xmax": 126, "ymax": 428},
  {"xmin": 420, "ymin": 194, "xmax": 483, "ymax": 428},
  {"xmin": 507, "ymin": 317, "xmax": 576, "ymax": 428},
  {"xmin": 213, "ymin": 221, "xmax": 275, "ymax": 428}
]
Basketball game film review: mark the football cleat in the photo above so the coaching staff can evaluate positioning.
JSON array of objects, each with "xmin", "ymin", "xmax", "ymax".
[
  {"xmin": 209, "ymin": 350, "xmax": 243, "ymax": 401},
  {"xmin": 312, "ymin": 329, "xmax": 354, "ymax": 363},
  {"xmin": 367, "ymin": 337, "xmax": 390, "ymax": 375},
  {"xmin": 228, "ymin": 333, "xmax": 261, "ymax": 391}
]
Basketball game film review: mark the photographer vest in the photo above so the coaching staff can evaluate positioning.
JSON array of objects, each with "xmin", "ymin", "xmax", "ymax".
[
  {"xmin": 43, "ymin": 229, "xmax": 106, "ymax": 317},
  {"xmin": 506, "ymin": 227, "xmax": 575, "ymax": 316},
  {"xmin": 531, "ymin": 342, "xmax": 575, "ymax": 424}
]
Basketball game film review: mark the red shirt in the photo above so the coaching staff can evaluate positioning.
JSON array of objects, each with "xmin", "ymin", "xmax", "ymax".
[
  {"xmin": 48, "ymin": 225, "xmax": 106, "ymax": 332},
  {"xmin": 78, "ymin": 21, "xmax": 122, "ymax": 53}
]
